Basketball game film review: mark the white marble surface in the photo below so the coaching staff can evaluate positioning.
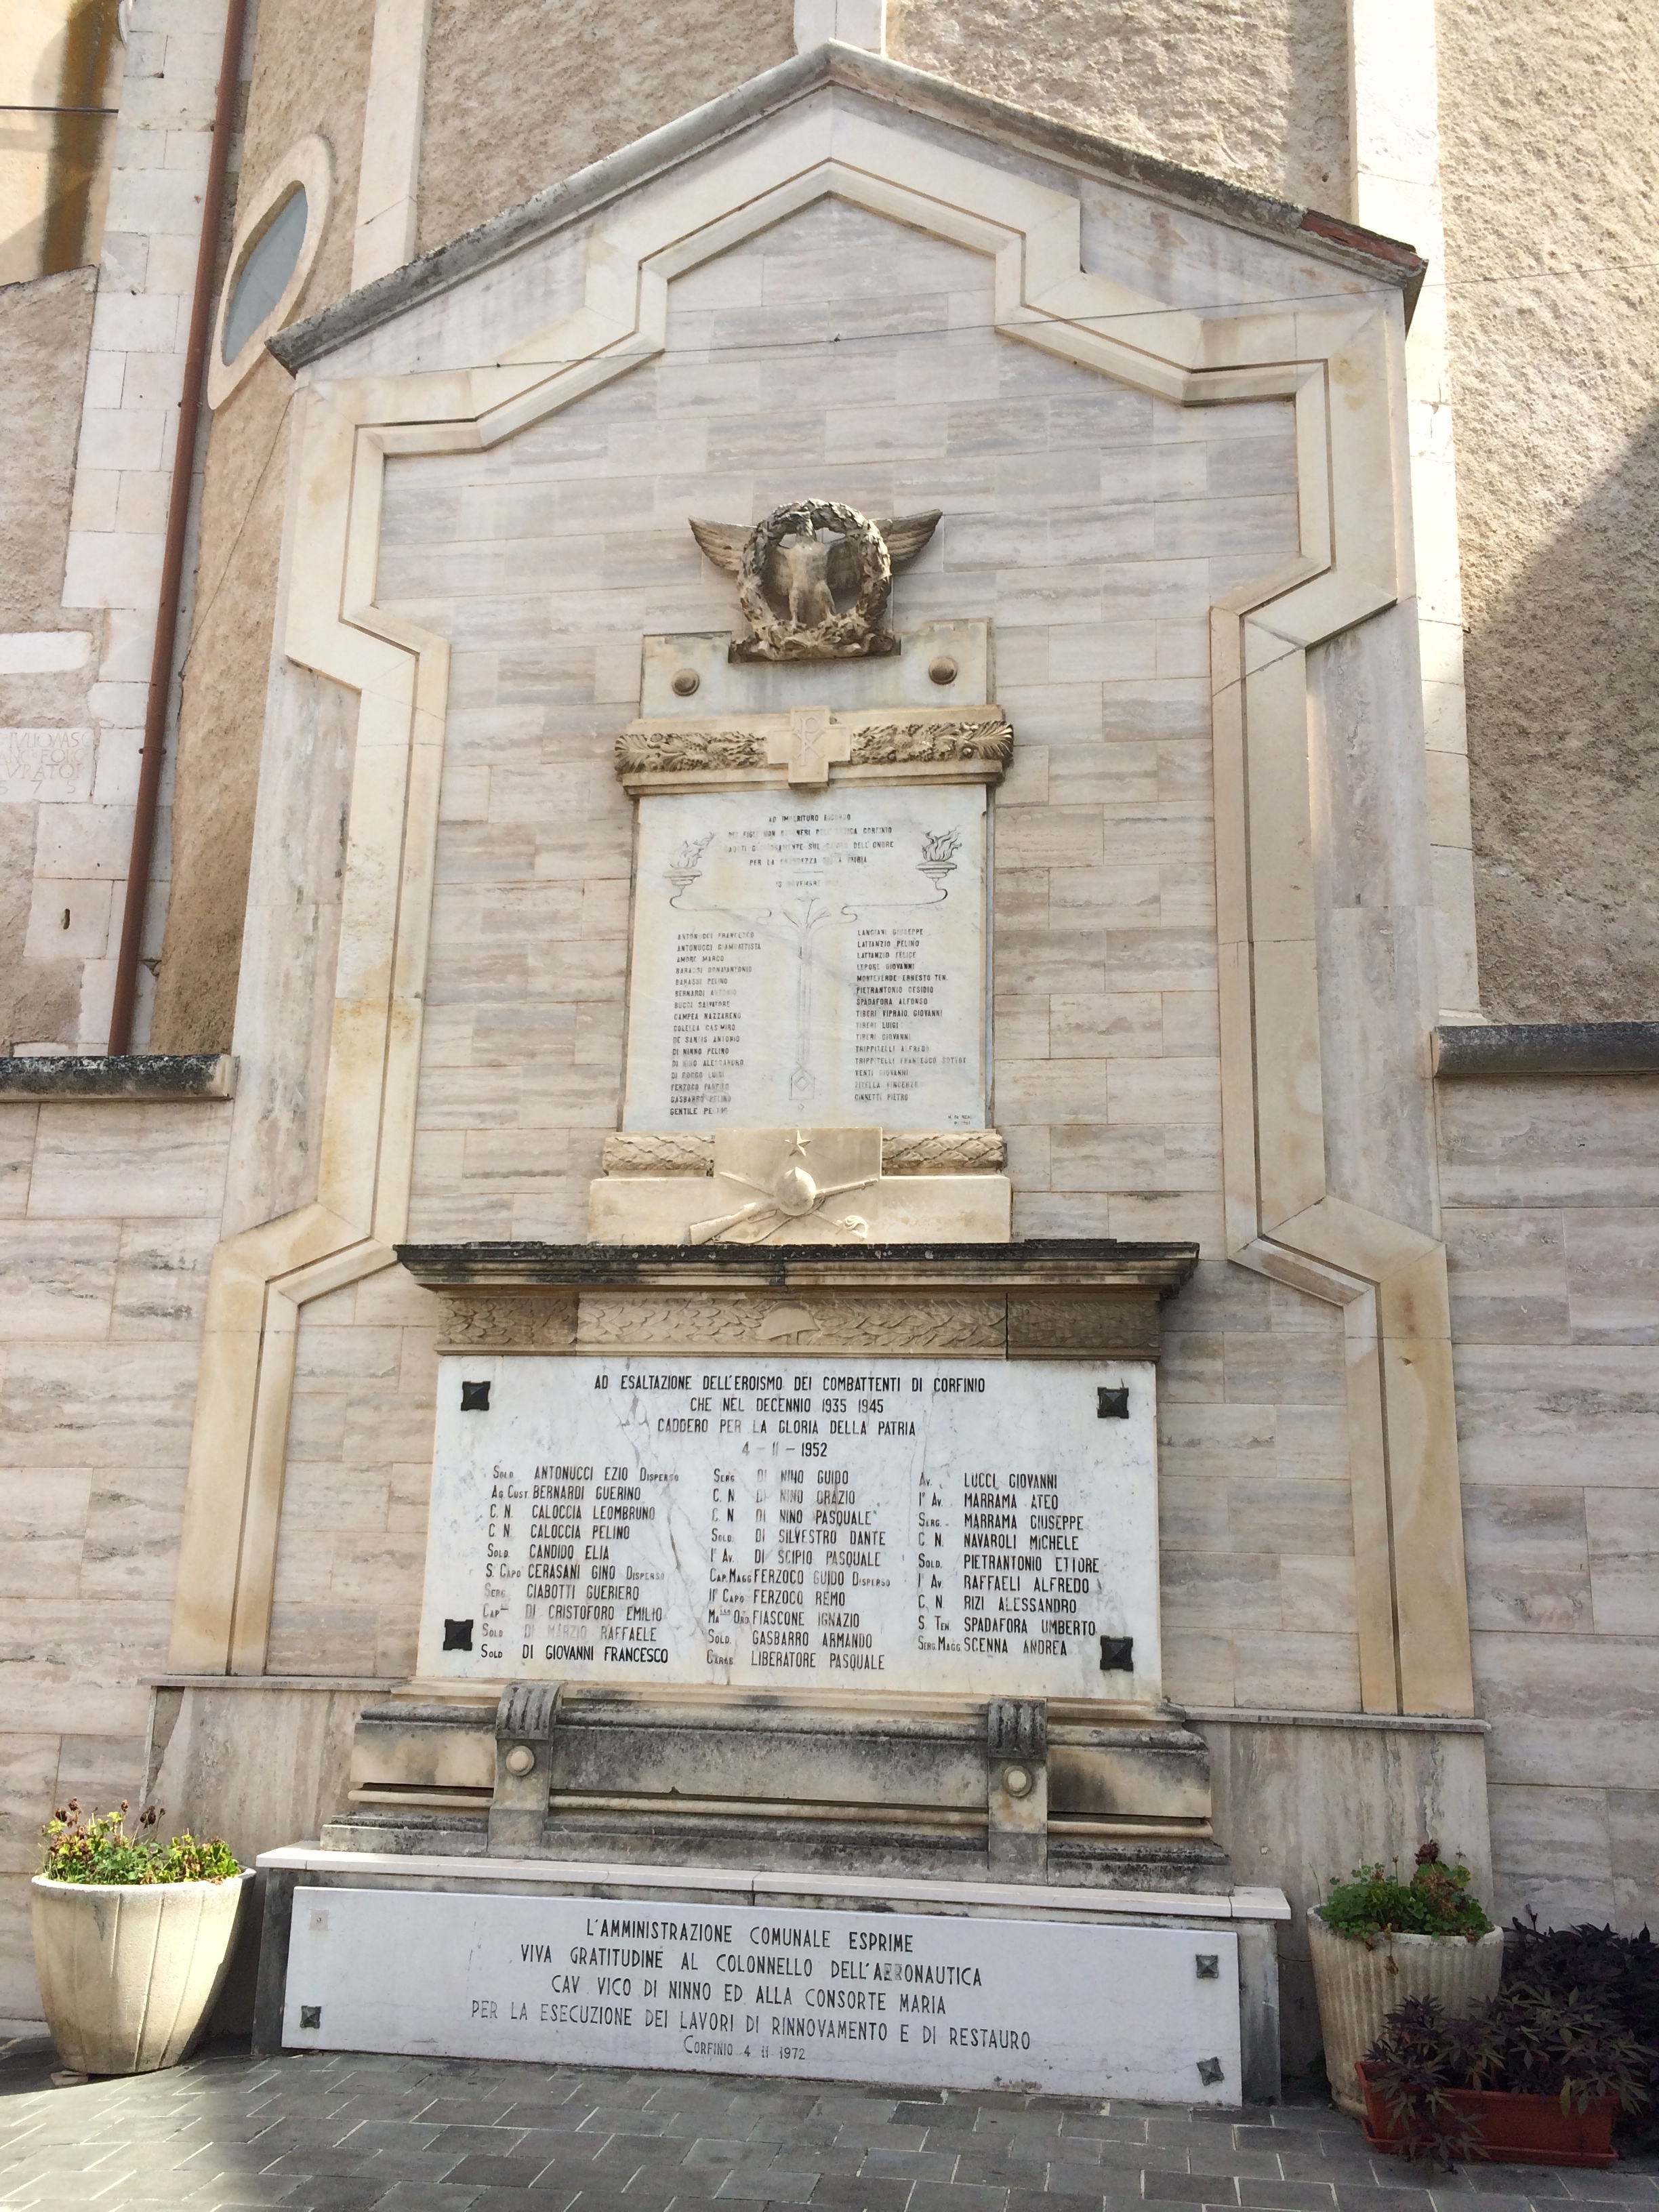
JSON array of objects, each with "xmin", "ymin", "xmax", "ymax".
[
  {"xmin": 638, "ymin": 622, "xmax": 991, "ymax": 716},
  {"xmin": 284, "ymin": 1885, "xmax": 1240, "ymax": 2097},
  {"xmin": 621, "ymin": 783, "xmax": 987, "ymax": 1131},
  {"xmin": 260, "ymin": 1847, "xmax": 1292, "ymax": 1922},
  {"xmin": 416, "ymin": 1355, "xmax": 1162, "ymax": 1700}
]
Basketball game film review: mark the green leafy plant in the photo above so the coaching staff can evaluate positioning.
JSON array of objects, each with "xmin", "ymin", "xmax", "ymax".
[
  {"xmin": 1364, "ymin": 1988, "xmax": 1652, "ymax": 2169},
  {"xmin": 1322, "ymin": 1839, "xmax": 1494, "ymax": 1942},
  {"xmin": 40, "ymin": 1801, "xmax": 241, "ymax": 1885}
]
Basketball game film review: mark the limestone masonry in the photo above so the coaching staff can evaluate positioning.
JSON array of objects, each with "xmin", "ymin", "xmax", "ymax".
[{"xmin": 0, "ymin": 0, "xmax": 1654, "ymax": 2085}]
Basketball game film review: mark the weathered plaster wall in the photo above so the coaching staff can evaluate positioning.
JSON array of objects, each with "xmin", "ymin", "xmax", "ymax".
[
  {"xmin": 887, "ymin": 0, "xmax": 1351, "ymax": 211},
  {"xmin": 0, "ymin": 266, "xmax": 96, "ymax": 630},
  {"xmin": 0, "ymin": 1097, "xmax": 230, "ymax": 2020},
  {"xmin": 1438, "ymin": 0, "xmax": 1659, "ymax": 1021},
  {"xmin": 150, "ymin": 0, "xmax": 376, "ymax": 1052},
  {"xmin": 414, "ymin": 0, "xmax": 796, "ymax": 256},
  {"xmin": 0, "ymin": 265, "xmax": 98, "ymax": 1053},
  {"xmin": 1441, "ymin": 1071, "xmax": 1659, "ymax": 1930}
]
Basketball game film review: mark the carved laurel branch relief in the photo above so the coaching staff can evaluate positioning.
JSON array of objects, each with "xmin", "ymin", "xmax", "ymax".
[
  {"xmin": 881, "ymin": 1131, "xmax": 1006, "ymax": 1174},
  {"xmin": 438, "ymin": 1293, "xmax": 577, "ymax": 1349},
  {"xmin": 613, "ymin": 720, "xmax": 1014, "ymax": 779},
  {"xmin": 575, "ymin": 1292, "xmax": 1006, "ymax": 1353},
  {"xmin": 615, "ymin": 728, "xmax": 768, "ymax": 773},
  {"xmin": 851, "ymin": 721, "xmax": 1012, "ymax": 766},
  {"xmin": 601, "ymin": 1132, "xmax": 716, "ymax": 1176},
  {"xmin": 598, "ymin": 1131, "xmax": 1008, "ymax": 1177}
]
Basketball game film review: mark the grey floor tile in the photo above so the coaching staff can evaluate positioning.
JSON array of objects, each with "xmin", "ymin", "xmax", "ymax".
[
  {"xmin": 449, "ymin": 2156, "xmax": 572, "ymax": 2189},
  {"xmin": 1427, "ymin": 2196, "xmax": 1542, "ymax": 2212},
  {"xmin": 838, "ymin": 2133, "xmax": 933, "ymax": 2157},
  {"xmin": 1144, "ymin": 2176, "xmax": 1238, "ymax": 2205},
  {"xmin": 906, "ymin": 2185, "xmax": 1011, "ymax": 2212},
  {"xmin": 1235, "ymin": 2184, "xmax": 1337, "ymax": 2211},
  {"xmin": 1045, "ymin": 2166, "xmax": 1121, "ymax": 2198},
  {"xmin": 714, "ymin": 2171, "xmax": 821, "ymax": 2204},
  {"xmin": 949, "ymin": 2163, "xmax": 1048, "ymax": 2192},
  {"xmin": 804, "ymin": 2178, "xmax": 914, "ymax": 2212},
  {"xmin": 1188, "ymin": 2156, "xmax": 1284, "ymax": 2184},
  {"xmin": 357, "ymin": 2188, "xmax": 487, "ymax": 2211},
  {"xmin": 859, "ymin": 2154, "xmax": 958, "ymax": 2186}
]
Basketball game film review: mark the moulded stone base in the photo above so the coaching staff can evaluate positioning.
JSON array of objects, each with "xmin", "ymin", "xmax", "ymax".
[{"xmin": 329, "ymin": 1686, "xmax": 1233, "ymax": 1891}]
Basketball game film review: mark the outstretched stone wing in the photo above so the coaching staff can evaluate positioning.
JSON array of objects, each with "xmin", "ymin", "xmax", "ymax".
[
  {"xmin": 877, "ymin": 510, "xmax": 943, "ymax": 567},
  {"xmin": 823, "ymin": 510, "xmax": 941, "ymax": 593},
  {"xmin": 687, "ymin": 517, "xmax": 750, "ymax": 575}
]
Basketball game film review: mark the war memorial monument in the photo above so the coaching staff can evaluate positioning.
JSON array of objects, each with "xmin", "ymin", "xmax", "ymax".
[{"xmin": 7, "ymin": 0, "xmax": 1655, "ymax": 2100}]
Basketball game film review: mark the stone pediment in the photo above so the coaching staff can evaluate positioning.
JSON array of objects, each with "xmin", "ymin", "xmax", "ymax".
[{"xmin": 270, "ymin": 45, "xmax": 1423, "ymax": 378}]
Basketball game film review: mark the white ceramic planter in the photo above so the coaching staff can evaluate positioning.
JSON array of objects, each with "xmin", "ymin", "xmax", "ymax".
[
  {"xmin": 1308, "ymin": 1906, "xmax": 1504, "ymax": 2118},
  {"xmin": 31, "ymin": 1870, "xmax": 251, "ymax": 2075}
]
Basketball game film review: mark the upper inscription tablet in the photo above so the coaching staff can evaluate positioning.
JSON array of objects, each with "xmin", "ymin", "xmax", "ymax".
[
  {"xmin": 416, "ymin": 1355, "xmax": 1161, "ymax": 1702},
  {"xmin": 622, "ymin": 784, "xmax": 987, "ymax": 1132}
]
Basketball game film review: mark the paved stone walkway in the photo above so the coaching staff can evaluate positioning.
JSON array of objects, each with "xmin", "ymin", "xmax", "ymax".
[{"xmin": 2, "ymin": 2037, "xmax": 1656, "ymax": 2212}]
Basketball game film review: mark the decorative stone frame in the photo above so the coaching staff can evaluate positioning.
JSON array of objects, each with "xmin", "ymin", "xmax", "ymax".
[
  {"xmin": 168, "ymin": 71, "xmax": 1474, "ymax": 1723},
  {"xmin": 207, "ymin": 133, "xmax": 333, "ymax": 409}
]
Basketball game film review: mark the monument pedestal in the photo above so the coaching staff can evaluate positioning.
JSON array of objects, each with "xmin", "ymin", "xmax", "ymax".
[
  {"xmin": 325, "ymin": 1683, "xmax": 1231, "ymax": 1891},
  {"xmin": 275, "ymin": 1232, "xmax": 1271, "ymax": 2086},
  {"xmin": 252, "ymin": 1844, "xmax": 1290, "ymax": 2102}
]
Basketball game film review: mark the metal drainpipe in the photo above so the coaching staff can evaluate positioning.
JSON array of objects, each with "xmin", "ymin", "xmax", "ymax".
[{"xmin": 106, "ymin": 0, "xmax": 250, "ymax": 1054}]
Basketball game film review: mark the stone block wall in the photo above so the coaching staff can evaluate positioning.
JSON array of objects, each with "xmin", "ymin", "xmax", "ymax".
[
  {"xmin": 266, "ymin": 1267, "xmax": 444, "ymax": 1679},
  {"xmin": 1442, "ymin": 1072, "xmax": 1659, "ymax": 1929},
  {"xmin": 0, "ymin": 1095, "xmax": 230, "ymax": 2021}
]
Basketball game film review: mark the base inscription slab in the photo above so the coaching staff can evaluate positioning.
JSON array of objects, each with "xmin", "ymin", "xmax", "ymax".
[
  {"xmin": 417, "ymin": 1355, "xmax": 1160, "ymax": 1700},
  {"xmin": 284, "ymin": 1886, "xmax": 1241, "ymax": 2099}
]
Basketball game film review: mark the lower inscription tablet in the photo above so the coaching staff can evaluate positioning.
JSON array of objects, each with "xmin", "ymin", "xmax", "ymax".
[
  {"xmin": 284, "ymin": 1887, "xmax": 1241, "ymax": 2100},
  {"xmin": 416, "ymin": 1355, "xmax": 1161, "ymax": 1701}
]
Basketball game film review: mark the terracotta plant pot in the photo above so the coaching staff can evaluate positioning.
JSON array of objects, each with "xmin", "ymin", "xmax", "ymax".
[
  {"xmin": 1357, "ymin": 2061, "xmax": 1619, "ymax": 2167},
  {"xmin": 31, "ymin": 1870, "xmax": 251, "ymax": 2075},
  {"xmin": 1308, "ymin": 1906, "xmax": 1504, "ymax": 2120}
]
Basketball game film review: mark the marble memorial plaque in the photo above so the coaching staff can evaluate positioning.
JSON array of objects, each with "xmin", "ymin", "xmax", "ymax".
[
  {"xmin": 622, "ymin": 783, "xmax": 987, "ymax": 1130},
  {"xmin": 416, "ymin": 1355, "xmax": 1160, "ymax": 1699},
  {"xmin": 285, "ymin": 1886, "xmax": 1241, "ymax": 2098}
]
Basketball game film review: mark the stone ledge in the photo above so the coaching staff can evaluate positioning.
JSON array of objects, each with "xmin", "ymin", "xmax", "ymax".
[
  {"xmin": 0, "ymin": 1052, "xmax": 235, "ymax": 1101},
  {"xmin": 1433, "ymin": 1022, "xmax": 1659, "ymax": 1078},
  {"xmin": 396, "ymin": 1237, "xmax": 1197, "ymax": 1293},
  {"xmin": 254, "ymin": 1843, "xmax": 1290, "ymax": 1920},
  {"xmin": 1183, "ymin": 1706, "xmax": 1490, "ymax": 1734}
]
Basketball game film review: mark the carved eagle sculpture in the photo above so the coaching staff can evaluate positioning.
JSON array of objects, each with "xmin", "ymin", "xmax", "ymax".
[{"xmin": 688, "ymin": 504, "xmax": 941, "ymax": 661}]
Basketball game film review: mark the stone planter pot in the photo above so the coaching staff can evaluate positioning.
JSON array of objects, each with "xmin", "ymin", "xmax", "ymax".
[
  {"xmin": 31, "ymin": 1870, "xmax": 251, "ymax": 2075},
  {"xmin": 1308, "ymin": 1906, "xmax": 1504, "ymax": 2119}
]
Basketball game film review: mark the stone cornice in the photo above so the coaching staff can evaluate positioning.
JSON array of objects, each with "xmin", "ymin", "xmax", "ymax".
[
  {"xmin": 0, "ymin": 1052, "xmax": 234, "ymax": 1101},
  {"xmin": 395, "ymin": 1237, "xmax": 1199, "ymax": 1294},
  {"xmin": 1433, "ymin": 1021, "xmax": 1659, "ymax": 1077}
]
